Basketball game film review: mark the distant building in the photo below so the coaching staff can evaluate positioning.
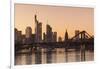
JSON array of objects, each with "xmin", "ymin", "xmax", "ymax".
[
  {"xmin": 15, "ymin": 28, "xmax": 23, "ymax": 45},
  {"xmin": 58, "ymin": 36, "xmax": 62, "ymax": 42},
  {"xmin": 38, "ymin": 22, "xmax": 42, "ymax": 42},
  {"xmin": 15, "ymin": 28, "xmax": 18, "ymax": 44},
  {"xmin": 25, "ymin": 26, "xmax": 32, "ymax": 38},
  {"xmin": 46, "ymin": 24, "xmax": 52, "ymax": 42},
  {"xmin": 52, "ymin": 32, "xmax": 57, "ymax": 42},
  {"xmin": 64, "ymin": 29, "xmax": 68, "ymax": 42},
  {"xmin": 43, "ymin": 32, "xmax": 46, "ymax": 42},
  {"xmin": 75, "ymin": 30, "xmax": 80, "ymax": 40},
  {"xmin": 22, "ymin": 34, "xmax": 25, "ymax": 44},
  {"xmin": 17, "ymin": 31, "xmax": 22, "ymax": 43},
  {"xmin": 32, "ymin": 34, "xmax": 35, "ymax": 43},
  {"xmin": 34, "ymin": 14, "xmax": 42, "ymax": 42},
  {"xmin": 25, "ymin": 26, "xmax": 33, "ymax": 44}
]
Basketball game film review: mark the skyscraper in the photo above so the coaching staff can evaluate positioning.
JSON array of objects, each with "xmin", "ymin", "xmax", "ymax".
[
  {"xmin": 53, "ymin": 32, "xmax": 57, "ymax": 42},
  {"xmin": 34, "ymin": 14, "xmax": 42, "ymax": 42},
  {"xmin": 25, "ymin": 26, "xmax": 32, "ymax": 44},
  {"xmin": 43, "ymin": 32, "xmax": 46, "ymax": 42},
  {"xmin": 38, "ymin": 22, "xmax": 42, "ymax": 42},
  {"xmin": 46, "ymin": 24, "xmax": 52, "ymax": 42},
  {"xmin": 25, "ymin": 26, "xmax": 32, "ymax": 38},
  {"xmin": 15, "ymin": 28, "xmax": 22, "ymax": 44}
]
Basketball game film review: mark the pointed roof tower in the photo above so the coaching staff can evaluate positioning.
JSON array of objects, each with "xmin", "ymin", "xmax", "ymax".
[{"xmin": 64, "ymin": 29, "xmax": 68, "ymax": 42}]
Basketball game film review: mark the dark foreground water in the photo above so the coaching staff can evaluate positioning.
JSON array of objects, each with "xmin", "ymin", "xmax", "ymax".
[{"xmin": 15, "ymin": 48, "xmax": 94, "ymax": 65}]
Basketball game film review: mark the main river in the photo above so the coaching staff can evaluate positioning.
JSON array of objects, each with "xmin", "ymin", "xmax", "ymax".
[{"xmin": 15, "ymin": 47, "xmax": 94, "ymax": 65}]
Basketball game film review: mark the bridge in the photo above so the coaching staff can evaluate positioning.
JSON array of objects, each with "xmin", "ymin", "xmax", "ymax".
[{"xmin": 15, "ymin": 31, "xmax": 94, "ymax": 51}]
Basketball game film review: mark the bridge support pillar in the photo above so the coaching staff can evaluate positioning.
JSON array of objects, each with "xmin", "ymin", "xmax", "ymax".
[{"xmin": 80, "ymin": 32, "xmax": 86, "ymax": 61}]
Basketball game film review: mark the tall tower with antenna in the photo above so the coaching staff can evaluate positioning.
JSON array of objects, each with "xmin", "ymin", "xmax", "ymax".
[{"xmin": 34, "ymin": 14, "xmax": 42, "ymax": 42}]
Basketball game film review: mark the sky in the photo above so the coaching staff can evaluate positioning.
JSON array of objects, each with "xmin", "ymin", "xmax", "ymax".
[{"xmin": 15, "ymin": 4, "xmax": 94, "ymax": 39}]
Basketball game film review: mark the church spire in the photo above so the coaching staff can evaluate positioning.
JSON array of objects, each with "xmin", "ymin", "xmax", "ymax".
[{"xmin": 64, "ymin": 29, "xmax": 68, "ymax": 42}]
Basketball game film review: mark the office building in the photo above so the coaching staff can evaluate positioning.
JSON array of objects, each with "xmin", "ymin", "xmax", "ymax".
[
  {"xmin": 34, "ymin": 14, "xmax": 42, "ymax": 42},
  {"xmin": 52, "ymin": 32, "xmax": 57, "ymax": 42},
  {"xmin": 43, "ymin": 32, "xmax": 46, "ymax": 42},
  {"xmin": 46, "ymin": 24, "xmax": 52, "ymax": 42},
  {"xmin": 14, "ymin": 28, "xmax": 22, "ymax": 44},
  {"xmin": 58, "ymin": 36, "xmax": 62, "ymax": 42},
  {"xmin": 25, "ymin": 26, "xmax": 32, "ymax": 44},
  {"xmin": 25, "ymin": 26, "xmax": 32, "ymax": 38}
]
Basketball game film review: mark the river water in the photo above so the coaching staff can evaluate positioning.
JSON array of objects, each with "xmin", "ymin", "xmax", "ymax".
[{"xmin": 15, "ymin": 48, "xmax": 94, "ymax": 65}]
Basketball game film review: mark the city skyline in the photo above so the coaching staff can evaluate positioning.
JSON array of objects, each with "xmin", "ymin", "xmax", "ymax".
[
  {"xmin": 15, "ymin": 24, "xmax": 92, "ymax": 42},
  {"xmin": 15, "ymin": 4, "xmax": 94, "ymax": 39}
]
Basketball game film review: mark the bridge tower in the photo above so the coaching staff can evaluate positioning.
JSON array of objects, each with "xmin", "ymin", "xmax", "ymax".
[{"xmin": 80, "ymin": 31, "xmax": 86, "ymax": 61}]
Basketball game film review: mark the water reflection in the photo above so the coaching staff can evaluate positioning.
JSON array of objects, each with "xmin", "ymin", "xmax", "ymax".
[{"xmin": 15, "ymin": 46, "xmax": 94, "ymax": 65}]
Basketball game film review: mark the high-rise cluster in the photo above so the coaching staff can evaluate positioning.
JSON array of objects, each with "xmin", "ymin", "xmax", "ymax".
[{"xmin": 15, "ymin": 14, "xmax": 70, "ymax": 44}]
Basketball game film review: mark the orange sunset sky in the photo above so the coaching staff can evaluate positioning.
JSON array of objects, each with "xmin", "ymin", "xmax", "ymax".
[{"xmin": 15, "ymin": 4, "xmax": 94, "ymax": 39}]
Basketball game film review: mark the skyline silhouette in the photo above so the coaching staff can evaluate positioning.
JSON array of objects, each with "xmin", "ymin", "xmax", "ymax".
[
  {"xmin": 15, "ymin": 22, "xmax": 93, "ymax": 42},
  {"xmin": 15, "ymin": 4, "xmax": 94, "ymax": 39}
]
